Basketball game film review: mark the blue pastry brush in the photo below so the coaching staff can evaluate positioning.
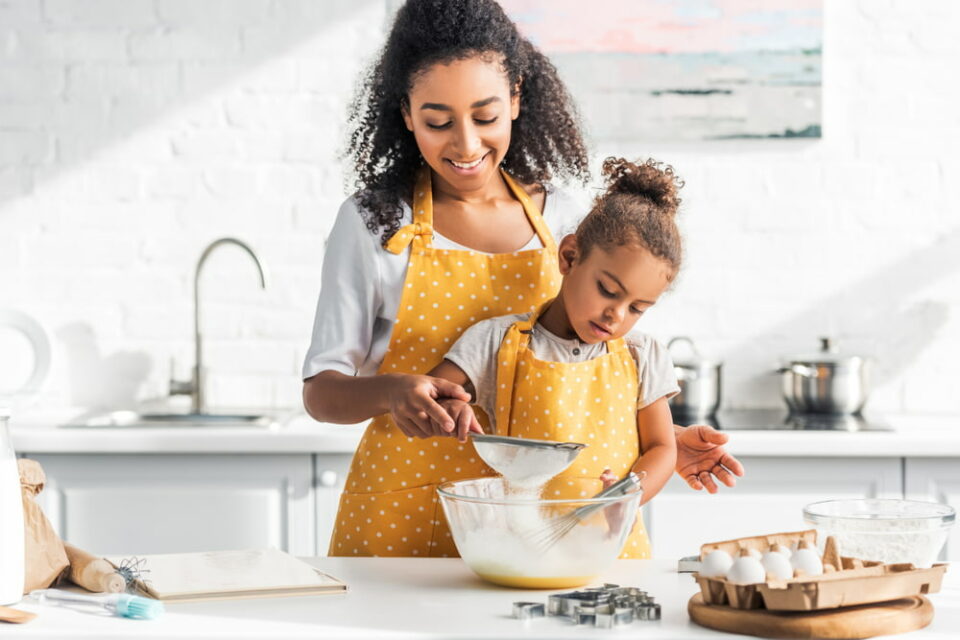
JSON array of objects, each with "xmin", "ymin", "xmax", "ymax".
[{"xmin": 30, "ymin": 589, "xmax": 165, "ymax": 620}]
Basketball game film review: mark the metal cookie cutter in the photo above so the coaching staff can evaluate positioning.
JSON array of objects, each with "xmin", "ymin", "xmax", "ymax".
[
  {"xmin": 514, "ymin": 584, "xmax": 659, "ymax": 629},
  {"xmin": 575, "ymin": 604, "xmax": 596, "ymax": 626},
  {"xmin": 512, "ymin": 602, "xmax": 545, "ymax": 620},
  {"xmin": 635, "ymin": 602, "xmax": 661, "ymax": 621}
]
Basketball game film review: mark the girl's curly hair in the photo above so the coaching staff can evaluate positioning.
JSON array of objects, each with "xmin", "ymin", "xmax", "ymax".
[
  {"xmin": 345, "ymin": 0, "xmax": 590, "ymax": 244},
  {"xmin": 575, "ymin": 157, "xmax": 685, "ymax": 281}
]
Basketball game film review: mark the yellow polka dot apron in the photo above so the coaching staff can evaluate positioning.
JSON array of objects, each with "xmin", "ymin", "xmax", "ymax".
[
  {"xmin": 493, "ymin": 302, "xmax": 652, "ymax": 559},
  {"xmin": 328, "ymin": 167, "xmax": 561, "ymax": 557}
]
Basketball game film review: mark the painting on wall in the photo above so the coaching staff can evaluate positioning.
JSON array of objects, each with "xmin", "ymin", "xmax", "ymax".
[{"xmin": 499, "ymin": 0, "xmax": 822, "ymax": 143}]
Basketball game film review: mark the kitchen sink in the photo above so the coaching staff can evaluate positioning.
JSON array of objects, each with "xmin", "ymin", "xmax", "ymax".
[{"xmin": 62, "ymin": 410, "xmax": 277, "ymax": 429}]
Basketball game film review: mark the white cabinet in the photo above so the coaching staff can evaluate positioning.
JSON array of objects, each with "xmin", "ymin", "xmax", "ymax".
[
  {"xmin": 25, "ymin": 454, "xmax": 315, "ymax": 557},
  {"xmin": 314, "ymin": 453, "xmax": 353, "ymax": 556},
  {"xmin": 644, "ymin": 457, "xmax": 903, "ymax": 560},
  {"xmin": 904, "ymin": 458, "xmax": 960, "ymax": 561}
]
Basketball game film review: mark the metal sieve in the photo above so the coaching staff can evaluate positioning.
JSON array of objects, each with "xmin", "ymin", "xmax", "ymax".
[{"xmin": 470, "ymin": 434, "xmax": 587, "ymax": 487}]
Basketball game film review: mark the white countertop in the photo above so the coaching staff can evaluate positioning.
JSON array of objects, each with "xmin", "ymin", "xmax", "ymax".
[
  {"xmin": 9, "ymin": 410, "xmax": 367, "ymax": 454},
  {"xmin": 2, "ymin": 558, "xmax": 958, "ymax": 639},
  {"xmin": 8, "ymin": 409, "xmax": 960, "ymax": 457}
]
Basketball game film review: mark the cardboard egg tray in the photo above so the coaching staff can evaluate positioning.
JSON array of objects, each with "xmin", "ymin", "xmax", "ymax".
[{"xmin": 694, "ymin": 529, "xmax": 948, "ymax": 611}]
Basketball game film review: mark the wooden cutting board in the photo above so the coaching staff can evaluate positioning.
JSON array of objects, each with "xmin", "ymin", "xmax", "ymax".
[{"xmin": 688, "ymin": 593, "xmax": 934, "ymax": 639}]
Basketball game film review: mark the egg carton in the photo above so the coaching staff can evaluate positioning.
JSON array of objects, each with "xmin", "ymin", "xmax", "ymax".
[{"xmin": 694, "ymin": 529, "xmax": 949, "ymax": 611}]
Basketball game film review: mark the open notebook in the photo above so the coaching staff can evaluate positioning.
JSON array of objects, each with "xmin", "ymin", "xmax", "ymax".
[{"xmin": 106, "ymin": 548, "xmax": 347, "ymax": 602}]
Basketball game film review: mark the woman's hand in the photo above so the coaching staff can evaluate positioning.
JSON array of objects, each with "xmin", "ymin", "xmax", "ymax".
[
  {"xmin": 675, "ymin": 424, "xmax": 745, "ymax": 493},
  {"xmin": 435, "ymin": 398, "xmax": 484, "ymax": 443},
  {"xmin": 386, "ymin": 373, "xmax": 471, "ymax": 439}
]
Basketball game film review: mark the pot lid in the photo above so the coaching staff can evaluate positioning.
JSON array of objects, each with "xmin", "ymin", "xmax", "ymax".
[
  {"xmin": 667, "ymin": 336, "xmax": 722, "ymax": 368},
  {"xmin": 787, "ymin": 337, "xmax": 865, "ymax": 366}
]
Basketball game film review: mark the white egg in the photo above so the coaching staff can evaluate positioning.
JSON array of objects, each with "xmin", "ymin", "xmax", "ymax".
[
  {"xmin": 700, "ymin": 550, "xmax": 734, "ymax": 578},
  {"xmin": 791, "ymin": 548, "xmax": 824, "ymax": 576},
  {"xmin": 746, "ymin": 547, "xmax": 762, "ymax": 559},
  {"xmin": 726, "ymin": 556, "xmax": 767, "ymax": 585},
  {"xmin": 772, "ymin": 544, "xmax": 792, "ymax": 558},
  {"xmin": 761, "ymin": 551, "xmax": 794, "ymax": 580}
]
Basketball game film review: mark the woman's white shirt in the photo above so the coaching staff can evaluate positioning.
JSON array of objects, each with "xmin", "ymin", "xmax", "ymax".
[{"xmin": 303, "ymin": 185, "xmax": 587, "ymax": 379}]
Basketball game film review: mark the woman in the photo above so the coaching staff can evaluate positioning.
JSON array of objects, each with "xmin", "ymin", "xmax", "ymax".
[{"xmin": 303, "ymin": 0, "xmax": 742, "ymax": 557}]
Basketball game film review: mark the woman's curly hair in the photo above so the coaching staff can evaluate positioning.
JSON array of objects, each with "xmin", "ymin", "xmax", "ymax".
[
  {"xmin": 575, "ymin": 157, "xmax": 685, "ymax": 282},
  {"xmin": 345, "ymin": 0, "xmax": 590, "ymax": 244}
]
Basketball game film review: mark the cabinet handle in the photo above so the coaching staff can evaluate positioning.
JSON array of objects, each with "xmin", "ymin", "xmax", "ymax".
[{"xmin": 319, "ymin": 470, "xmax": 338, "ymax": 487}]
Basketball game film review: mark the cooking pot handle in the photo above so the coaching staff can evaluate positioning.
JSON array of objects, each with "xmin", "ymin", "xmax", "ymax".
[
  {"xmin": 667, "ymin": 336, "xmax": 700, "ymax": 358},
  {"xmin": 674, "ymin": 365, "xmax": 699, "ymax": 381},
  {"xmin": 776, "ymin": 364, "xmax": 818, "ymax": 378}
]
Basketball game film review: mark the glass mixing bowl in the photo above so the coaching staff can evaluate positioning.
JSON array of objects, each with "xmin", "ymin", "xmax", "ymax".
[
  {"xmin": 803, "ymin": 498, "xmax": 955, "ymax": 568},
  {"xmin": 437, "ymin": 476, "xmax": 642, "ymax": 589}
]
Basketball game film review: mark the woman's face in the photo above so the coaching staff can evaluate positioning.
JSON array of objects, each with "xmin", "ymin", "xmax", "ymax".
[
  {"xmin": 402, "ymin": 55, "xmax": 520, "ymax": 195},
  {"xmin": 557, "ymin": 235, "xmax": 673, "ymax": 344}
]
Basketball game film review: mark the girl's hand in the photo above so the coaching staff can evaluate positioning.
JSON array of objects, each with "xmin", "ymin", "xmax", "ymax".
[
  {"xmin": 675, "ymin": 424, "xmax": 745, "ymax": 493},
  {"xmin": 600, "ymin": 468, "xmax": 618, "ymax": 489},
  {"xmin": 599, "ymin": 468, "xmax": 625, "ymax": 536},
  {"xmin": 386, "ymin": 373, "xmax": 471, "ymax": 439},
  {"xmin": 435, "ymin": 399, "xmax": 484, "ymax": 443}
]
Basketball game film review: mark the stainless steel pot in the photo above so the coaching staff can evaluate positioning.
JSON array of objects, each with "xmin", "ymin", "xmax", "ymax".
[
  {"xmin": 667, "ymin": 336, "xmax": 722, "ymax": 419},
  {"xmin": 778, "ymin": 338, "xmax": 870, "ymax": 415}
]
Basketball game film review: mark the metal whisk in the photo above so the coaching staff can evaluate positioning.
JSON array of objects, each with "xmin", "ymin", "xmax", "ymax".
[{"xmin": 528, "ymin": 472, "xmax": 644, "ymax": 553}]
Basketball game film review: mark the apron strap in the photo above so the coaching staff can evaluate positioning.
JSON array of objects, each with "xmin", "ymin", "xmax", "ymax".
[
  {"xmin": 493, "ymin": 299, "xmax": 554, "ymax": 436},
  {"xmin": 493, "ymin": 317, "xmax": 534, "ymax": 436},
  {"xmin": 384, "ymin": 167, "xmax": 435, "ymax": 255},
  {"xmin": 606, "ymin": 337, "xmax": 629, "ymax": 354},
  {"xmin": 500, "ymin": 171, "xmax": 558, "ymax": 255}
]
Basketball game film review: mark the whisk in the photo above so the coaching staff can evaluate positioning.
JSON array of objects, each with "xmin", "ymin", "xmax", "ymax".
[{"xmin": 528, "ymin": 472, "xmax": 643, "ymax": 553}]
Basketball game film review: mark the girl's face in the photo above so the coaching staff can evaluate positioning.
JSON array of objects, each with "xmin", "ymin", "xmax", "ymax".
[
  {"xmin": 402, "ymin": 55, "xmax": 520, "ymax": 195},
  {"xmin": 557, "ymin": 235, "xmax": 673, "ymax": 344}
]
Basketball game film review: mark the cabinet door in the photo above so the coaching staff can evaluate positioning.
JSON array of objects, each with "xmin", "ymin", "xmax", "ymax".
[
  {"xmin": 644, "ymin": 457, "xmax": 902, "ymax": 560},
  {"xmin": 904, "ymin": 458, "xmax": 960, "ymax": 561},
  {"xmin": 314, "ymin": 453, "xmax": 353, "ymax": 556},
  {"xmin": 26, "ymin": 454, "xmax": 314, "ymax": 557}
]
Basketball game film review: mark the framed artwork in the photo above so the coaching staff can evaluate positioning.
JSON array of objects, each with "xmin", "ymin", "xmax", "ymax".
[{"xmin": 500, "ymin": 0, "xmax": 822, "ymax": 142}]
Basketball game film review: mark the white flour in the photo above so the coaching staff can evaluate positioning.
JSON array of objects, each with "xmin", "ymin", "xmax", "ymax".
[
  {"xmin": 473, "ymin": 443, "xmax": 573, "ymax": 489},
  {"xmin": 456, "ymin": 503, "xmax": 623, "ymax": 578},
  {"xmin": 816, "ymin": 519, "xmax": 950, "ymax": 568},
  {"xmin": 447, "ymin": 479, "xmax": 636, "ymax": 580}
]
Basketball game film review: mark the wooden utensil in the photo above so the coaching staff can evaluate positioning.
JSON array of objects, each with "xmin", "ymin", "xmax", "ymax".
[
  {"xmin": 689, "ymin": 593, "xmax": 934, "ymax": 639},
  {"xmin": 64, "ymin": 543, "xmax": 125, "ymax": 593},
  {"xmin": 0, "ymin": 605, "xmax": 37, "ymax": 624}
]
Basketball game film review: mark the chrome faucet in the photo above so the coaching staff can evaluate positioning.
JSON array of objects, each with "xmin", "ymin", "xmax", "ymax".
[{"xmin": 170, "ymin": 238, "xmax": 267, "ymax": 414}]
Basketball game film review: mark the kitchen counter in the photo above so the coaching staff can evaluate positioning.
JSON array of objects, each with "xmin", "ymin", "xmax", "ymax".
[
  {"xmin": 8, "ymin": 410, "xmax": 368, "ymax": 454},
  {"xmin": 8, "ymin": 410, "xmax": 960, "ymax": 456},
  {"xmin": 2, "ymin": 558, "xmax": 958, "ymax": 639}
]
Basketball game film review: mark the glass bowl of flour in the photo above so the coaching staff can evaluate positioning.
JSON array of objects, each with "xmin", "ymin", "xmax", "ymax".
[
  {"xmin": 437, "ymin": 476, "xmax": 642, "ymax": 588},
  {"xmin": 803, "ymin": 499, "xmax": 955, "ymax": 568}
]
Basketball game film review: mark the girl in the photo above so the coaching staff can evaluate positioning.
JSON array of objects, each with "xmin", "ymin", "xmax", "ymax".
[
  {"xmin": 429, "ymin": 157, "xmax": 683, "ymax": 558},
  {"xmin": 302, "ymin": 0, "xmax": 742, "ymax": 558}
]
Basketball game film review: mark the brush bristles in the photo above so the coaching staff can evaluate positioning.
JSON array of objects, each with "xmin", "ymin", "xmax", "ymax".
[{"xmin": 115, "ymin": 594, "xmax": 165, "ymax": 620}]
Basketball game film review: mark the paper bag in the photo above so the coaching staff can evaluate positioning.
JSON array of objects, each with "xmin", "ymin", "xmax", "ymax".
[{"xmin": 18, "ymin": 459, "xmax": 69, "ymax": 593}]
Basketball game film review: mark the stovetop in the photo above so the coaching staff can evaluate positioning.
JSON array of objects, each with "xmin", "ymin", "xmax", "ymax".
[{"xmin": 674, "ymin": 408, "xmax": 892, "ymax": 432}]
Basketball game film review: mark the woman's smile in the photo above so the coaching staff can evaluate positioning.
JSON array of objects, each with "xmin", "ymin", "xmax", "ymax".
[{"xmin": 446, "ymin": 152, "xmax": 490, "ymax": 175}]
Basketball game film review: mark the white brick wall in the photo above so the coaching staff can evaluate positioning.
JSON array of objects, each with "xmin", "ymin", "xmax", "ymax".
[{"xmin": 1, "ymin": 0, "xmax": 958, "ymax": 416}]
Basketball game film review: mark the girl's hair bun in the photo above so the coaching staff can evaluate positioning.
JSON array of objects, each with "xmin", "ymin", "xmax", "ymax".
[{"xmin": 601, "ymin": 157, "xmax": 682, "ymax": 214}]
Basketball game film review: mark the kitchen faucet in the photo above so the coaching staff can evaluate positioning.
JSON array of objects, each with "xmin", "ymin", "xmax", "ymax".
[{"xmin": 170, "ymin": 238, "xmax": 267, "ymax": 414}]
